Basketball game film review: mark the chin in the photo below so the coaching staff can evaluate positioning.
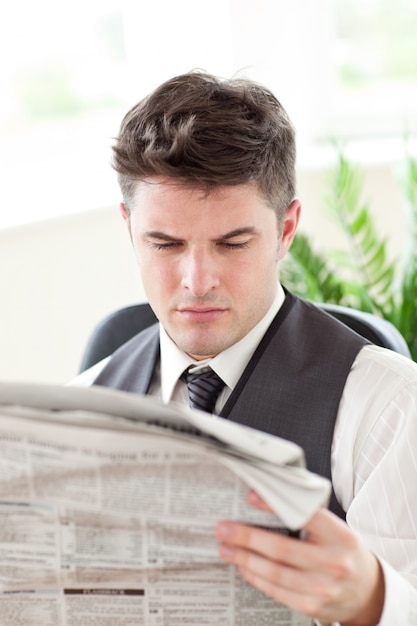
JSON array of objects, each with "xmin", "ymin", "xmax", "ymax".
[{"xmin": 173, "ymin": 325, "xmax": 237, "ymax": 357}]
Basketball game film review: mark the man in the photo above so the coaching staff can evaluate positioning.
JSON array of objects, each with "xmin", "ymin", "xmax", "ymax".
[{"xmin": 74, "ymin": 71, "xmax": 417, "ymax": 625}]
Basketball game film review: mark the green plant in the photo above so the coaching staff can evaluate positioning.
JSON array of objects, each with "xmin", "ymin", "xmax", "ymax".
[{"xmin": 281, "ymin": 143, "xmax": 417, "ymax": 360}]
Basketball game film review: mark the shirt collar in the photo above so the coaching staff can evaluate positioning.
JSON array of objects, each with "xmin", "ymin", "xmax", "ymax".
[{"xmin": 159, "ymin": 284, "xmax": 286, "ymax": 403}]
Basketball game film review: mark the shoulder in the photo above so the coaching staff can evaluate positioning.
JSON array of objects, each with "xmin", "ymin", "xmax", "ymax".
[
  {"xmin": 67, "ymin": 356, "xmax": 111, "ymax": 387},
  {"xmin": 353, "ymin": 344, "xmax": 417, "ymax": 387},
  {"xmin": 348, "ymin": 344, "xmax": 417, "ymax": 413},
  {"xmin": 68, "ymin": 323, "xmax": 160, "ymax": 388},
  {"xmin": 339, "ymin": 344, "xmax": 417, "ymax": 444}
]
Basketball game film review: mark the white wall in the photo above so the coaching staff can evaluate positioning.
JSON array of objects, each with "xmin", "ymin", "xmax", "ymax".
[
  {"xmin": 0, "ymin": 160, "xmax": 407, "ymax": 384},
  {"xmin": 0, "ymin": 206, "xmax": 143, "ymax": 384}
]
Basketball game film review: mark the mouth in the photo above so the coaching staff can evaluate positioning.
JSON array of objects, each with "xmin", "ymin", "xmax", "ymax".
[{"xmin": 177, "ymin": 307, "xmax": 227, "ymax": 323}]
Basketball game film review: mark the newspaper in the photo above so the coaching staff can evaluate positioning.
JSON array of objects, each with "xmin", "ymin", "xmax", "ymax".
[{"xmin": 0, "ymin": 381, "xmax": 330, "ymax": 626}]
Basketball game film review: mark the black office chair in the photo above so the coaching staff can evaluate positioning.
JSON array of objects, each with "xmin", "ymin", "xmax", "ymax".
[
  {"xmin": 79, "ymin": 301, "xmax": 411, "ymax": 372},
  {"xmin": 80, "ymin": 304, "xmax": 158, "ymax": 372},
  {"xmin": 319, "ymin": 303, "xmax": 411, "ymax": 357}
]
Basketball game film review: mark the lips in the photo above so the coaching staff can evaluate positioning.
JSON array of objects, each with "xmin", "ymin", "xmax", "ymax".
[{"xmin": 177, "ymin": 307, "xmax": 226, "ymax": 323}]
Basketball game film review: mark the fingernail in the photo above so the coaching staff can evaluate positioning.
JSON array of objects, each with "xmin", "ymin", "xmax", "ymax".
[
  {"xmin": 219, "ymin": 543, "xmax": 234, "ymax": 560},
  {"xmin": 216, "ymin": 522, "xmax": 233, "ymax": 539}
]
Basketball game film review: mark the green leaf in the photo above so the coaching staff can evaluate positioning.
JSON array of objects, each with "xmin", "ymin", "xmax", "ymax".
[{"xmin": 281, "ymin": 140, "xmax": 417, "ymax": 359}]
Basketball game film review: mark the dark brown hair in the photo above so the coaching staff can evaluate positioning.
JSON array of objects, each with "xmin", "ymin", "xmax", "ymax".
[{"xmin": 112, "ymin": 70, "xmax": 296, "ymax": 222}]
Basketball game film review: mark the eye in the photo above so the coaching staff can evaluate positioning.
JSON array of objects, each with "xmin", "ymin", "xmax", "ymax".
[
  {"xmin": 150, "ymin": 241, "xmax": 182, "ymax": 250},
  {"xmin": 219, "ymin": 240, "xmax": 250, "ymax": 250}
]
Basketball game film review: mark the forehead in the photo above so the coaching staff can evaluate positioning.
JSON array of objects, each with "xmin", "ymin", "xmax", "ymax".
[
  {"xmin": 131, "ymin": 177, "xmax": 270, "ymax": 212},
  {"xmin": 128, "ymin": 178, "xmax": 280, "ymax": 242}
]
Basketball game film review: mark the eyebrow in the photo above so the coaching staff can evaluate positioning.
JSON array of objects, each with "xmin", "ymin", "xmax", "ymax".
[
  {"xmin": 214, "ymin": 227, "xmax": 258, "ymax": 240},
  {"xmin": 143, "ymin": 227, "xmax": 258, "ymax": 242},
  {"xmin": 143, "ymin": 231, "xmax": 181, "ymax": 241}
]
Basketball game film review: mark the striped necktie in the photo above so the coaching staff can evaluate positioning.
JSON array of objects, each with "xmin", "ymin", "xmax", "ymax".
[{"xmin": 181, "ymin": 368, "xmax": 225, "ymax": 414}]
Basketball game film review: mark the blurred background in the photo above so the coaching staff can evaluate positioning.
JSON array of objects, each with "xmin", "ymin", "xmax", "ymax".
[{"xmin": 1, "ymin": 0, "xmax": 416, "ymax": 382}]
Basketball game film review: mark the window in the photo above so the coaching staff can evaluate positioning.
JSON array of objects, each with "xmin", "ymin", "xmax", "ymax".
[
  {"xmin": 0, "ymin": 0, "xmax": 127, "ymax": 229},
  {"xmin": 329, "ymin": 0, "xmax": 417, "ymax": 138}
]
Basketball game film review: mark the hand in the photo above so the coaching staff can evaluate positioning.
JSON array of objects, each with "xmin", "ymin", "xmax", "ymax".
[{"xmin": 216, "ymin": 490, "xmax": 384, "ymax": 626}]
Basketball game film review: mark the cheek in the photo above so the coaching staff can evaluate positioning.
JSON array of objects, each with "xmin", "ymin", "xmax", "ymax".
[
  {"xmin": 138, "ymin": 255, "xmax": 176, "ymax": 295},
  {"xmin": 241, "ymin": 248, "xmax": 279, "ymax": 279}
]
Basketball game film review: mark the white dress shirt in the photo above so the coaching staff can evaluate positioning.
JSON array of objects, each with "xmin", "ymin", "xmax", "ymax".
[{"xmin": 70, "ymin": 286, "xmax": 417, "ymax": 625}]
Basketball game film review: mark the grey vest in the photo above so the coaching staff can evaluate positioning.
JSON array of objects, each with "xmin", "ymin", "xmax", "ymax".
[{"xmin": 94, "ymin": 292, "xmax": 368, "ymax": 519}]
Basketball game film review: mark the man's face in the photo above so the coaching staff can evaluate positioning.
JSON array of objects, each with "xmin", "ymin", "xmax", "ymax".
[{"xmin": 122, "ymin": 177, "xmax": 300, "ymax": 360}]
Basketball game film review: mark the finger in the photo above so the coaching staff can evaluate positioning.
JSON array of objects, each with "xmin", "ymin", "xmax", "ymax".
[
  {"xmin": 302, "ymin": 509, "xmax": 360, "ymax": 549},
  {"xmin": 219, "ymin": 541, "xmax": 308, "ymax": 593},
  {"xmin": 216, "ymin": 509, "xmax": 359, "ymax": 574},
  {"xmin": 219, "ymin": 544, "xmax": 333, "ymax": 619},
  {"xmin": 246, "ymin": 498, "xmax": 350, "ymax": 543},
  {"xmin": 246, "ymin": 492, "xmax": 348, "ymax": 544},
  {"xmin": 216, "ymin": 521, "xmax": 319, "ymax": 571},
  {"xmin": 247, "ymin": 489, "xmax": 274, "ymax": 512},
  {"xmin": 235, "ymin": 563, "xmax": 326, "ymax": 619}
]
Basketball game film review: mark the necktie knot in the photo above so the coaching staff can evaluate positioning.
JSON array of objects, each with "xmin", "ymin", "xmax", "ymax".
[{"xmin": 181, "ymin": 368, "xmax": 225, "ymax": 414}]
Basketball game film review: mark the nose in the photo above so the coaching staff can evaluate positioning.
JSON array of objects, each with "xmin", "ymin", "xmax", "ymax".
[{"xmin": 180, "ymin": 248, "xmax": 220, "ymax": 296}]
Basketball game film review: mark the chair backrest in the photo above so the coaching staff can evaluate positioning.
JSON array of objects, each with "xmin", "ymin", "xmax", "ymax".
[
  {"xmin": 79, "ymin": 301, "xmax": 411, "ymax": 372},
  {"xmin": 319, "ymin": 303, "xmax": 411, "ymax": 358},
  {"xmin": 80, "ymin": 304, "xmax": 158, "ymax": 372}
]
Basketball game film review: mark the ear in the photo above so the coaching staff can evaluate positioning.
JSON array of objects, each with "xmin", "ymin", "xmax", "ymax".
[
  {"xmin": 120, "ymin": 202, "xmax": 129, "ymax": 224},
  {"xmin": 279, "ymin": 199, "xmax": 301, "ymax": 260},
  {"xmin": 119, "ymin": 202, "xmax": 133, "ymax": 237}
]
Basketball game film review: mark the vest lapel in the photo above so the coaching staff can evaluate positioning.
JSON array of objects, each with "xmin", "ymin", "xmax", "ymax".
[
  {"xmin": 220, "ymin": 293, "xmax": 367, "ymax": 519},
  {"xmin": 94, "ymin": 324, "xmax": 160, "ymax": 394}
]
